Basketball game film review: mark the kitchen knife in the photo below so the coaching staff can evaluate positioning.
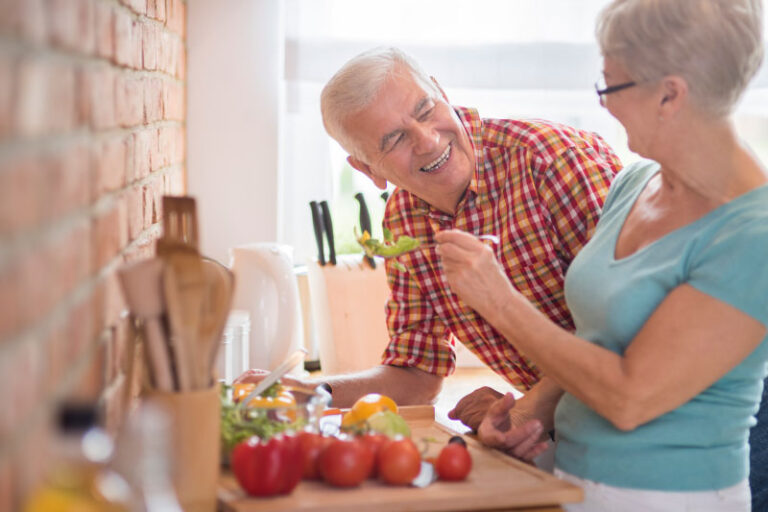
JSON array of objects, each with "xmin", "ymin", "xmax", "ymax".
[
  {"xmin": 309, "ymin": 201, "xmax": 326, "ymax": 265},
  {"xmin": 237, "ymin": 348, "xmax": 308, "ymax": 411},
  {"xmin": 319, "ymin": 200, "xmax": 336, "ymax": 265},
  {"xmin": 354, "ymin": 193, "xmax": 376, "ymax": 269}
]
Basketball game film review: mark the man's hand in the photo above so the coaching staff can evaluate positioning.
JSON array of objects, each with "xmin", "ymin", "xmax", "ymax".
[
  {"xmin": 477, "ymin": 392, "xmax": 550, "ymax": 463},
  {"xmin": 233, "ymin": 369, "xmax": 309, "ymax": 390},
  {"xmin": 448, "ymin": 386, "xmax": 504, "ymax": 431}
]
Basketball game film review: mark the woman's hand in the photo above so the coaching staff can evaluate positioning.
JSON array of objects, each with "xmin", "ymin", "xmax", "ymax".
[
  {"xmin": 477, "ymin": 392, "xmax": 550, "ymax": 462},
  {"xmin": 435, "ymin": 230, "xmax": 518, "ymax": 320}
]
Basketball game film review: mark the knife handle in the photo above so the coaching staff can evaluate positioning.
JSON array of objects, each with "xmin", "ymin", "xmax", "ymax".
[
  {"xmin": 319, "ymin": 201, "xmax": 336, "ymax": 265},
  {"xmin": 309, "ymin": 201, "xmax": 325, "ymax": 265},
  {"xmin": 320, "ymin": 201, "xmax": 336, "ymax": 265},
  {"xmin": 354, "ymin": 193, "xmax": 376, "ymax": 269},
  {"xmin": 354, "ymin": 193, "xmax": 372, "ymax": 236}
]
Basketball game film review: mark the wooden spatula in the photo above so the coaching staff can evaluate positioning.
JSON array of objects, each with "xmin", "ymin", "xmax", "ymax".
[
  {"xmin": 157, "ymin": 196, "xmax": 206, "ymax": 390},
  {"xmin": 117, "ymin": 258, "xmax": 175, "ymax": 391},
  {"xmin": 198, "ymin": 257, "xmax": 235, "ymax": 387}
]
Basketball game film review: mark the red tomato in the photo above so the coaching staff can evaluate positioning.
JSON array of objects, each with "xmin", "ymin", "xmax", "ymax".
[
  {"xmin": 377, "ymin": 437, "xmax": 421, "ymax": 485},
  {"xmin": 296, "ymin": 431, "xmax": 333, "ymax": 480},
  {"xmin": 358, "ymin": 432, "xmax": 389, "ymax": 478},
  {"xmin": 435, "ymin": 442, "xmax": 472, "ymax": 481},
  {"xmin": 230, "ymin": 434, "xmax": 303, "ymax": 497},
  {"xmin": 318, "ymin": 437, "xmax": 372, "ymax": 487}
]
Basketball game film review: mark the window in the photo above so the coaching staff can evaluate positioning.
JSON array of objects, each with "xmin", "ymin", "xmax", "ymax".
[{"xmin": 282, "ymin": 0, "xmax": 768, "ymax": 263}]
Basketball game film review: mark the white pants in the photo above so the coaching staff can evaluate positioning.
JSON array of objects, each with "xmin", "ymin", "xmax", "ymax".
[{"xmin": 555, "ymin": 469, "xmax": 751, "ymax": 512}]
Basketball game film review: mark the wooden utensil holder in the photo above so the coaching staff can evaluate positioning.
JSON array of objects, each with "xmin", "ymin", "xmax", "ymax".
[{"xmin": 145, "ymin": 385, "xmax": 221, "ymax": 512}]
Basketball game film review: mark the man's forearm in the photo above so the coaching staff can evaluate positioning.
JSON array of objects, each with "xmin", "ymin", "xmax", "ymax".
[{"xmin": 308, "ymin": 365, "xmax": 443, "ymax": 408}]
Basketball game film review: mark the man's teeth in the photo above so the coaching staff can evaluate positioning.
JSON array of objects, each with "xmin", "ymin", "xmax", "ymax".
[{"xmin": 420, "ymin": 145, "xmax": 451, "ymax": 173}]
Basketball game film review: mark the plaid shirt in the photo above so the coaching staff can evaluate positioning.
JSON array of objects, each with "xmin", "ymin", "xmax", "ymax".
[{"xmin": 380, "ymin": 107, "xmax": 621, "ymax": 391}]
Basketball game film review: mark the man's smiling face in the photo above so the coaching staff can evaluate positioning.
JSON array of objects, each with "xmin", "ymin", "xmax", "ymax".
[{"xmin": 344, "ymin": 65, "xmax": 475, "ymax": 214}]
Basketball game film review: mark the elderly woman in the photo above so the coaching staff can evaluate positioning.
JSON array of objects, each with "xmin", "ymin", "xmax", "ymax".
[{"xmin": 436, "ymin": 0, "xmax": 767, "ymax": 510}]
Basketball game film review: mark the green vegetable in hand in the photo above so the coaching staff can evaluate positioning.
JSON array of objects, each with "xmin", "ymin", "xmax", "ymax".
[{"xmin": 355, "ymin": 228, "xmax": 421, "ymax": 271}]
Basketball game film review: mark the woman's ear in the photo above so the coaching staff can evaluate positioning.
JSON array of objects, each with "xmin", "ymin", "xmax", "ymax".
[
  {"xmin": 659, "ymin": 76, "xmax": 687, "ymax": 117},
  {"xmin": 347, "ymin": 155, "xmax": 388, "ymax": 190}
]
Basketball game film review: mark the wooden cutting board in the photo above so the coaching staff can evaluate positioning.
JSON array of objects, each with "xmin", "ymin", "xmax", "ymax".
[{"xmin": 217, "ymin": 406, "xmax": 582, "ymax": 512}]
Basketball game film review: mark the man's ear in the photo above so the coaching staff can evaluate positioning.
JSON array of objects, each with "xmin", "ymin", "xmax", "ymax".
[
  {"xmin": 347, "ymin": 155, "xmax": 388, "ymax": 190},
  {"xmin": 430, "ymin": 76, "xmax": 449, "ymax": 102}
]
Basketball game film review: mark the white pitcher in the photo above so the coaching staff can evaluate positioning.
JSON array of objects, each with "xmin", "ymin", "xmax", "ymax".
[{"xmin": 228, "ymin": 243, "xmax": 303, "ymax": 375}]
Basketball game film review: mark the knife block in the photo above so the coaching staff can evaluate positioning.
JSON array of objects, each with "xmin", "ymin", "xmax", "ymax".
[{"xmin": 307, "ymin": 254, "xmax": 391, "ymax": 374}]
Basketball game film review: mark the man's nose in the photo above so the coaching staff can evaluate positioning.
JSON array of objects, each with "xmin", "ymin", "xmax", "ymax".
[{"xmin": 413, "ymin": 124, "xmax": 439, "ymax": 154}]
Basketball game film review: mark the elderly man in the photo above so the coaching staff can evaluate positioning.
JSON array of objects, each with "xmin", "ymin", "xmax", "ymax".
[{"xmin": 239, "ymin": 47, "xmax": 620, "ymax": 459}]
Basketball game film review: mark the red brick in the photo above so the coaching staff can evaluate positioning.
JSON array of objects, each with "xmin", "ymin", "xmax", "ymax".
[
  {"xmin": 71, "ymin": 336, "xmax": 106, "ymax": 400},
  {"xmin": 166, "ymin": 0, "xmax": 185, "ymax": 38},
  {"xmin": 155, "ymin": 0, "xmax": 166, "ymax": 23},
  {"xmin": 88, "ymin": 66, "xmax": 116, "ymax": 130},
  {"xmin": 149, "ymin": 127, "xmax": 163, "ymax": 171},
  {"xmin": 142, "ymin": 21, "xmax": 158, "ymax": 71},
  {"xmin": 17, "ymin": 0, "xmax": 47, "ymax": 45},
  {"xmin": 47, "ymin": 62, "xmax": 78, "ymax": 133},
  {"xmin": 114, "ymin": 7, "xmax": 134, "ymax": 68},
  {"xmin": 176, "ymin": 37, "xmax": 186, "ymax": 80},
  {"xmin": 116, "ymin": 74, "xmax": 144, "ymax": 127},
  {"xmin": 163, "ymin": 80, "xmax": 184, "ymax": 120},
  {"xmin": 0, "ymin": 452, "xmax": 15, "ymax": 512},
  {"xmin": 0, "ymin": 155, "xmax": 44, "ymax": 236},
  {"xmin": 126, "ymin": 184, "xmax": 143, "ymax": 241},
  {"xmin": 94, "ymin": 1, "xmax": 115, "ymax": 60},
  {"xmin": 92, "ymin": 202, "xmax": 125, "ymax": 271},
  {"xmin": 95, "ymin": 135, "xmax": 128, "ymax": 193},
  {"xmin": 175, "ymin": 124, "xmax": 185, "ymax": 165},
  {"xmin": 13, "ymin": 416, "xmax": 51, "ymax": 502},
  {"xmin": 48, "ymin": 143, "xmax": 91, "ymax": 216},
  {"xmin": 48, "ymin": 0, "xmax": 95, "ymax": 55},
  {"xmin": 133, "ymin": 128, "xmax": 152, "ymax": 179},
  {"xmin": 121, "ymin": 0, "xmax": 146, "ymax": 16},
  {"xmin": 144, "ymin": 76, "xmax": 163, "ymax": 122},
  {"xmin": 158, "ymin": 30, "xmax": 176, "ymax": 76},
  {"xmin": 0, "ymin": 51, "xmax": 15, "ymax": 141},
  {"xmin": 13, "ymin": 59, "xmax": 76, "ymax": 136},
  {"xmin": 0, "ymin": 260, "xmax": 22, "ymax": 340},
  {"xmin": 165, "ymin": 165, "xmax": 185, "ymax": 195}
]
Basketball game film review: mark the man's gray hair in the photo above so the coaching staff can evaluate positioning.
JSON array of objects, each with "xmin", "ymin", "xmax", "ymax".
[
  {"xmin": 596, "ymin": 0, "xmax": 764, "ymax": 117},
  {"xmin": 320, "ymin": 47, "xmax": 439, "ymax": 160}
]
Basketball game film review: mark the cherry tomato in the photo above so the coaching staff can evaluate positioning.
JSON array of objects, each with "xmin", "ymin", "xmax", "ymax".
[
  {"xmin": 296, "ymin": 431, "xmax": 333, "ymax": 480},
  {"xmin": 230, "ymin": 434, "xmax": 302, "ymax": 497},
  {"xmin": 436, "ymin": 442, "xmax": 472, "ymax": 481},
  {"xmin": 358, "ymin": 432, "xmax": 389, "ymax": 478},
  {"xmin": 318, "ymin": 437, "xmax": 372, "ymax": 487},
  {"xmin": 377, "ymin": 437, "xmax": 421, "ymax": 485}
]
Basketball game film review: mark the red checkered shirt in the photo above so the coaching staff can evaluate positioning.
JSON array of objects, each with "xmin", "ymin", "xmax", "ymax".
[{"xmin": 380, "ymin": 106, "xmax": 621, "ymax": 391}]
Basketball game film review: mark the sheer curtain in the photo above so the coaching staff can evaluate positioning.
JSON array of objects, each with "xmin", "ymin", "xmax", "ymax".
[{"xmin": 281, "ymin": 0, "xmax": 768, "ymax": 264}]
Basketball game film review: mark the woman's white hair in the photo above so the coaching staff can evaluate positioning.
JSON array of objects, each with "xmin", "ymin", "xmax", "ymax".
[
  {"xmin": 320, "ymin": 47, "xmax": 439, "ymax": 160},
  {"xmin": 596, "ymin": 0, "xmax": 764, "ymax": 117}
]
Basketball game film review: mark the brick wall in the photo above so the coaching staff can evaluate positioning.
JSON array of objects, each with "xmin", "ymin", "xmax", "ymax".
[{"xmin": 0, "ymin": 0, "xmax": 186, "ymax": 508}]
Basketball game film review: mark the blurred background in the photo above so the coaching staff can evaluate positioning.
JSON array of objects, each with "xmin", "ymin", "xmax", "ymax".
[{"xmin": 0, "ymin": 0, "xmax": 766, "ymax": 508}]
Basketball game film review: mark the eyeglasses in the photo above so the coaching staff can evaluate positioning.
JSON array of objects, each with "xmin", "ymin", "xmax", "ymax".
[{"xmin": 594, "ymin": 78, "xmax": 636, "ymax": 104}]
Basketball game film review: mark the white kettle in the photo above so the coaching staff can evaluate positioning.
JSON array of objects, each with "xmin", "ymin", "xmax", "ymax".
[{"xmin": 229, "ymin": 243, "xmax": 303, "ymax": 375}]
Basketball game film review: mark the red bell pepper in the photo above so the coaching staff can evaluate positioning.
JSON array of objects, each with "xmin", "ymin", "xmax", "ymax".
[{"xmin": 231, "ymin": 433, "xmax": 303, "ymax": 497}]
